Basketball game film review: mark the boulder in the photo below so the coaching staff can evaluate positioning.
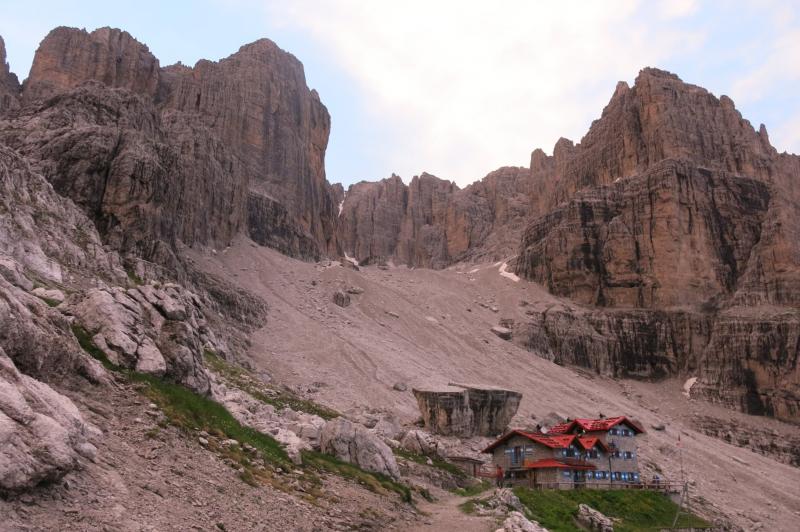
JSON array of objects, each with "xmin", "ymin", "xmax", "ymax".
[
  {"xmin": 31, "ymin": 287, "xmax": 65, "ymax": 305},
  {"xmin": 319, "ymin": 417, "xmax": 400, "ymax": 479},
  {"xmin": 0, "ymin": 347, "xmax": 97, "ymax": 493},
  {"xmin": 491, "ymin": 326, "xmax": 512, "ymax": 340},
  {"xmin": 400, "ymin": 429, "xmax": 440, "ymax": 457},
  {"xmin": 332, "ymin": 290, "xmax": 351, "ymax": 308},
  {"xmin": 577, "ymin": 504, "xmax": 614, "ymax": 532},
  {"xmin": 413, "ymin": 384, "xmax": 521, "ymax": 437},
  {"xmin": 496, "ymin": 512, "xmax": 549, "ymax": 532}
]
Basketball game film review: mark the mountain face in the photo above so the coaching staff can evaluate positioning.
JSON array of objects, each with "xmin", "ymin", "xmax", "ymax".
[
  {"xmin": 338, "ymin": 69, "xmax": 799, "ymax": 423},
  {"xmin": 338, "ymin": 166, "xmax": 533, "ymax": 267},
  {"xmin": 0, "ymin": 27, "xmax": 796, "ymax": 425},
  {"xmin": 0, "ymin": 27, "xmax": 339, "ymax": 265},
  {"xmin": 0, "ymin": 37, "xmax": 20, "ymax": 113}
]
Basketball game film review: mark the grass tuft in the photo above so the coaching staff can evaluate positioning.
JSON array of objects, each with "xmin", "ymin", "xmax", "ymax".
[
  {"xmin": 203, "ymin": 350, "xmax": 339, "ymax": 420},
  {"xmin": 72, "ymin": 322, "xmax": 413, "ymax": 503},
  {"xmin": 513, "ymin": 487, "xmax": 712, "ymax": 531},
  {"xmin": 393, "ymin": 448, "xmax": 468, "ymax": 480},
  {"xmin": 453, "ymin": 480, "xmax": 492, "ymax": 497},
  {"xmin": 71, "ymin": 324, "xmax": 121, "ymax": 371},
  {"xmin": 302, "ymin": 450, "xmax": 412, "ymax": 503}
]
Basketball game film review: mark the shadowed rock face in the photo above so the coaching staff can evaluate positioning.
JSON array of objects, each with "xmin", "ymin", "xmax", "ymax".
[
  {"xmin": 23, "ymin": 27, "xmax": 160, "ymax": 103},
  {"xmin": 338, "ymin": 167, "xmax": 532, "ymax": 267},
  {"xmin": 1, "ymin": 26, "xmax": 339, "ymax": 262},
  {"xmin": 412, "ymin": 385, "xmax": 522, "ymax": 437},
  {"xmin": 511, "ymin": 69, "xmax": 800, "ymax": 422},
  {"xmin": 0, "ymin": 36, "xmax": 20, "ymax": 113},
  {"xmin": 517, "ymin": 160, "xmax": 771, "ymax": 308}
]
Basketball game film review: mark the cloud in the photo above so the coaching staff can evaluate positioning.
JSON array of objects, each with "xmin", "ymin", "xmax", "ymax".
[
  {"xmin": 260, "ymin": 1, "xmax": 707, "ymax": 185},
  {"xmin": 657, "ymin": 0, "xmax": 699, "ymax": 19},
  {"xmin": 731, "ymin": 28, "xmax": 800, "ymax": 104}
]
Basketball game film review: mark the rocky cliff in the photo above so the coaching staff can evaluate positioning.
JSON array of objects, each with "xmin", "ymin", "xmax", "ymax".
[
  {"xmin": 1, "ymin": 27, "xmax": 339, "ymax": 263},
  {"xmin": 338, "ymin": 166, "xmax": 532, "ymax": 267},
  {"xmin": 512, "ymin": 69, "xmax": 799, "ymax": 422},
  {"xmin": 0, "ymin": 37, "xmax": 20, "ymax": 113}
]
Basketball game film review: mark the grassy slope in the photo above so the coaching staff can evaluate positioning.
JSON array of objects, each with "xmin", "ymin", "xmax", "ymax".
[
  {"xmin": 72, "ymin": 324, "xmax": 413, "ymax": 502},
  {"xmin": 514, "ymin": 488, "xmax": 711, "ymax": 531}
]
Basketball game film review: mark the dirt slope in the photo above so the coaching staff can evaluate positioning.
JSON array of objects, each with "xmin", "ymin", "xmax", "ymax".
[{"xmin": 189, "ymin": 237, "xmax": 800, "ymax": 531}]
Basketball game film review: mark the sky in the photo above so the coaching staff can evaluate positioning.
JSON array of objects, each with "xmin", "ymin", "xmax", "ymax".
[{"xmin": 1, "ymin": 0, "xmax": 799, "ymax": 188}]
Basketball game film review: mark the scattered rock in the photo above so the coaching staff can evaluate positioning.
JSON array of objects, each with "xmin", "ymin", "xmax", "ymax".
[
  {"xmin": 346, "ymin": 287, "xmax": 364, "ymax": 295},
  {"xmin": 496, "ymin": 511, "xmax": 549, "ymax": 532},
  {"xmin": 651, "ymin": 423, "xmax": 666, "ymax": 431},
  {"xmin": 31, "ymin": 287, "xmax": 65, "ymax": 305},
  {"xmin": 400, "ymin": 429, "xmax": 440, "ymax": 457},
  {"xmin": 332, "ymin": 290, "xmax": 351, "ymax": 308},
  {"xmin": 576, "ymin": 504, "xmax": 614, "ymax": 532},
  {"xmin": 491, "ymin": 326, "xmax": 512, "ymax": 340},
  {"xmin": 392, "ymin": 382, "xmax": 408, "ymax": 392},
  {"xmin": 386, "ymin": 311, "xmax": 400, "ymax": 318}
]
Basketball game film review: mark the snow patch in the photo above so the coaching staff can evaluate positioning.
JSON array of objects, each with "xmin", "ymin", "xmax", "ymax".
[
  {"xmin": 682, "ymin": 377, "xmax": 698, "ymax": 397},
  {"xmin": 338, "ymin": 192, "xmax": 347, "ymax": 217},
  {"xmin": 343, "ymin": 253, "xmax": 359, "ymax": 267},
  {"xmin": 499, "ymin": 262, "xmax": 520, "ymax": 282}
]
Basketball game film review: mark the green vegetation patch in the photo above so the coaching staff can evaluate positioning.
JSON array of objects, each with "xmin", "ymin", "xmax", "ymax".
[
  {"xmin": 302, "ymin": 450, "xmax": 412, "ymax": 503},
  {"xmin": 453, "ymin": 480, "xmax": 492, "ymax": 497},
  {"xmin": 393, "ymin": 448, "xmax": 468, "ymax": 479},
  {"xmin": 72, "ymin": 323, "xmax": 413, "ymax": 503},
  {"xmin": 513, "ymin": 488, "xmax": 712, "ymax": 532},
  {"xmin": 458, "ymin": 498, "xmax": 477, "ymax": 515},
  {"xmin": 71, "ymin": 324, "xmax": 120, "ymax": 371},
  {"xmin": 203, "ymin": 350, "xmax": 339, "ymax": 420}
]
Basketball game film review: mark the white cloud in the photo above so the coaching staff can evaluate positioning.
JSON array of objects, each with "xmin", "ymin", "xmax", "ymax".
[
  {"xmin": 731, "ymin": 28, "xmax": 800, "ymax": 104},
  {"xmin": 259, "ymin": 1, "xmax": 702, "ymax": 185},
  {"xmin": 658, "ymin": 0, "xmax": 698, "ymax": 19}
]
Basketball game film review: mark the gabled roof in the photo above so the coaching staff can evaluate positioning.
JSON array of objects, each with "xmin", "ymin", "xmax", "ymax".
[
  {"xmin": 577, "ymin": 436, "xmax": 610, "ymax": 452},
  {"xmin": 548, "ymin": 416, "xmax": 645, "ymax": 435},
  {"xmin": 482, "ymin": 430, "xmax": 578, "ymax": 453},
  {"xmin": 524, "ymin": 458, "xmax": 596, "ymax": 470}
]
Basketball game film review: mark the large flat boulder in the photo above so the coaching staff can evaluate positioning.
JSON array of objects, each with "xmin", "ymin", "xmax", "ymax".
[{"xmin": 413, "ymin": 384, "xmax": 521, "ymax": 437}]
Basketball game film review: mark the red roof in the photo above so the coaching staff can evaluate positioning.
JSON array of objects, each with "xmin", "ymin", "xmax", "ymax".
[
  {"xmin": 547, "ymin": 416, "xmax": 645, "ymax": 435},
  {"xmin": 524, "ymin": 458, "xmax": 596, "ymax": 470},
  {"xmin": 577, "ymin": 436, "xmax": 610, "ymax": 452},
  {"xmin": 482, "ymin": 430, "xmax": 578, "ymax": 453}
]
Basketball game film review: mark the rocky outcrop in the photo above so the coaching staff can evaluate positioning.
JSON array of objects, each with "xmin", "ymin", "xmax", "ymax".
[
  {"xmin": 319, "ymin": 417, "xmax": 400, "ymax": 478},
  {"xmin": 338, "ymin": 167, "xmax": 532, "ymax": 267},
  {"xmin": 576, "ymin": 504, "xmax": 614, "ymax": 532},
  {"xmin": 413, "ymin": 385, "xmax": 522, "ymax": 437},
  {"xmin": 0, "ymin": 346, "xmax": 98, "ymax": 493},
  {"xmin": 158, "ymin": 39, "xmax": 339, "ymax": 258},
  {"xmin": 691, "ymin": 414, "xmax": 800, "ymax": 467},
  {"xmin": 1, "ymin": 26, "xmax": 340, "ymax": 263},
  {"xmin": 517, "ymin": 160, "xmax": 770, "ymax": 308},
  {"xmin": 496, "ymin": 511, "xmax": 549, "ymax": 532},
  {"xmin": 0, "ymin": 36, "xmax": 20, "ymax": 114},
  {"xmin": 68, "ymin": 283, "xmax": 222, "ymax": 393},
  {"xmin": 23, "ymin": 27, "xmax": 159, "ymax": 103}
]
